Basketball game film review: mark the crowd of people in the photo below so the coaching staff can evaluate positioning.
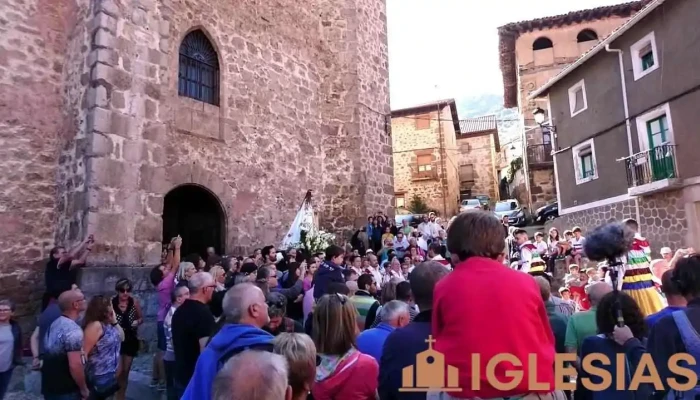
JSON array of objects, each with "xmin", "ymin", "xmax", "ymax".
[{"xmin": 2, "ymin": 210, "xmax": 700, "ymax": 400}]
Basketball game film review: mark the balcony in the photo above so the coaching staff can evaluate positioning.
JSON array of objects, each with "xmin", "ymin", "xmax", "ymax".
[
  {"xmin": 527, "ymin": 144, "xmax": 553, "ymax": 168},
  {"xmin": 623, "ymin": 144, "xmax": 682, "ymax": 196}
]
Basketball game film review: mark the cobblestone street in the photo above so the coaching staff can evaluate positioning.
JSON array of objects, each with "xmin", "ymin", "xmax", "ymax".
[{"xmin": 5, "ymin": 356, "xmax": 162, "ymax": 400}]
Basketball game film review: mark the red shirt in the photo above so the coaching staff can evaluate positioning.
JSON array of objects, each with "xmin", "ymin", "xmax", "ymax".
[{"xmin": 432, "ymin": 257, "xmax": 555, "ymax": 398}]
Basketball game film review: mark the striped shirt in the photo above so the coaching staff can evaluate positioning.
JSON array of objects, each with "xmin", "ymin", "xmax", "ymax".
[{"xmin": 351, "ymin": 292, "xmax": 379, "ymax": 330}]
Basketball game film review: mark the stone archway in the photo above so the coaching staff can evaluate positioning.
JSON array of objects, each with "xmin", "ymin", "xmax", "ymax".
[
  {"xmin": 163, "ymin": 185, "xmax": 225, "ymax": 257},
  {"xmin": 165, "ymin": 164, "xmax": 237, "ymax": 253}
]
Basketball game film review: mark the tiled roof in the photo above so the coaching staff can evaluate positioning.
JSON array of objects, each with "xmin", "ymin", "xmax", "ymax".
[
  {"xmin": 497, "ymin": 1, "xmax": 650, "ymax": 108},
  {"xmin": 457, "ymin": 115, "xmax": 501, "ymax": 152},
  {"xmin": 459, "ymin": 115, "xmax": 497, "ymax": 134},
  {"xmin": 391, "ymin": 99, "xmax": 461, "ymax": 134},
  {"xmin": 391, "ymin": 99, "xmax": 457, "ymax": 114}
]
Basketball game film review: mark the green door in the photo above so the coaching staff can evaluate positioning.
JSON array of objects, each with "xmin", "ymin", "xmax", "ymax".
[{"xmin": 646, "ymin": 115, "xmax": 675, "ymax": 181}]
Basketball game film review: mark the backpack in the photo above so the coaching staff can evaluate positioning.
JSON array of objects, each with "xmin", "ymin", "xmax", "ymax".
[{"xmin": 667, "ymin": 311, "xmax": 700, "ymax": 399}]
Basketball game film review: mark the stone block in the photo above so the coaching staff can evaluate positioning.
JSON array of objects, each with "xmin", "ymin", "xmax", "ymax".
[
  {"xmin": 96, "ymin": 0, "xmax": 120, "ymax": 18},
  {"xmin": 158, "ymin": 21, "xmax": 170, "ymax": 37},
  {"xmin": 143, "ymin": 123, "xmax": 166, "ymax": 144},
  {"xmin": 86, "ymin": 157, "xmax": 139, "ymax": 189},
  {"xmin": 86, "ymin": 132, "xmax": 113, "ymax": 157},
  {"xmin": 114, "ymin": 189, "xmax": 143, "ymax": 214},
  {"xmin": 87, "ymin": 49, "xmax": 118, "ymax": 67},
  {"xmin": 123, "ymin": 140, "xmax": 144, "ymax": 163},
  {"xmin": 87, "ymin": 188, "xmax": 111, "ymax": 211},
  {"xmin": 135, "ymin": 216, "xmax": 162, "ymax": 242},
  {"xmin": 111, "ymin": 90, "xmax": 125, "ymax": 109},
  {"xmin": 87, "ymin": 107, "xmax": 112, "ymax": 133},
  {"xmin": 117, "ymin": 245, "xmax": 142, "ymax": 264},
  {"xmin": 91, "ymin": 63, "xmax": 112, "ymax": 83},
  {"xmin": 87, "ymin": 85, "xmax": 109, "ymax": 109},
  {"xmin": 111, "ymin": 112, "xmax": 137, "ymax": 138},
  {"xmin": 139, "ymin": 165, "xmax": 169, "ymax": 195},
  {"xmin": 143, "ymin": 242, "xmax": 162, "ymax": 265},
  {"xmin": 91, "ymin": 12, "xmax": 117, "ymax": 34},
  {"xmin": 94, "ymin": 29, "xmax": 116, "ymax": 49},
  {"xmin": 87, "ymin": 212, "xmax": 129, "ymax": 244},
  {"xmin": 144, "ymin": 99, "xmax": 157, "ymax": 120},
  {"xmin": 146, "ymin": 195, "xmax": 163, "ymax": 215}
]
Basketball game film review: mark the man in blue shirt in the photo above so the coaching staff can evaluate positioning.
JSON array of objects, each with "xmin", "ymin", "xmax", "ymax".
[
  {"xmin": 378, "ymin": 261, "xmax": 449, "ymax": 400},
  {"xmin": 356, "ymin": 300, "xmax": 410, "ymax": 361},
  {"xmin": 646, "ymin": 269, "xmax": 686, "ymax": 329}
]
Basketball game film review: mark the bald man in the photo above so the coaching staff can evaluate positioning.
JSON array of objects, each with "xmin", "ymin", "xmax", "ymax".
[
  {"xmin": 212, "ymin": 350, "xmax": 291, "ymax": 400},
  {"xmin": 41, "ymin": 289, "xmax": 88, "ymax": 399},
  {"xmin": 182, "ymin": 283, "xmax": 274, "ymax": 400},
  {"xmin": 172, "ymin": 272, "xmax": 217, "ymax": 398}
]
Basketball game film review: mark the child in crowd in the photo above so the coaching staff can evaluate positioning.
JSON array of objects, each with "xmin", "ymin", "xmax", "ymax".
[
  {"xmin": 564, "ymin": 264, "xmax": 581, "ymax": 286},
  {"xmin": 534, "ymin": 232, "xmax": 548, "ymax": 257},
  {"xmin": 569, "ymin": 226, "xmax": 586, "ymax": 267},
  {"xmin": 513, "ymin": 228, "xmax": 537, "ymax": 273}
]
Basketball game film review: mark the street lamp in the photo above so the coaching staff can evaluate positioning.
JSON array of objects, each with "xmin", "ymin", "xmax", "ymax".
[
  {"xmin": 533, "ymin": 107, "xmax": 557, "ymax": 154},
  {"xmin": 533, "ymin": 107, "xmax": 547, "ymax": 125}
]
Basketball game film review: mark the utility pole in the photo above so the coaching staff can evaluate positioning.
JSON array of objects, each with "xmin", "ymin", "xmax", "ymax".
[{"xmin": 437, "ymin": 101, "xmax": 447, "ymax": 218}]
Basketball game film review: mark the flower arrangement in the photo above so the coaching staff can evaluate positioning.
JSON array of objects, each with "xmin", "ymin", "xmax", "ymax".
[{"xmin": 296, "ymin": 222, "xmax": 335, "ymax": 254}]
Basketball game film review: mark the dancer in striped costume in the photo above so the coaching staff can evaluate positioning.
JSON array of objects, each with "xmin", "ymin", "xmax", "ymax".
[{"xmin": 618, "ymin": 219, "xmax": 664, "ymax": 316}]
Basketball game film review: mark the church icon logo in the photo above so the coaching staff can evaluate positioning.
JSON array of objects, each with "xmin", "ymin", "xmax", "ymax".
[{"xmin": 399, "ymin": 335, "xmax": 460, "ymax": 392}]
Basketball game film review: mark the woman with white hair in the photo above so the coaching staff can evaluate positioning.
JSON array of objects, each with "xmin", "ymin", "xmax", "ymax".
[{"xmin": 175, "ymin": 262, "xmax": 196, "ymax": 287}]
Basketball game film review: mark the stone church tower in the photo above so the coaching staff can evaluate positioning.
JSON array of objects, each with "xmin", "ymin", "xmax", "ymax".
[{"xmin": 0, "ymin": 0, "xmax": 392, "ymax": 328}]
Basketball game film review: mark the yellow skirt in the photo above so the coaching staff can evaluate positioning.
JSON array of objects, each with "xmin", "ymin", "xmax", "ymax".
[{"xmin": 622, "ymin": 287, "xmax": 663, "ymax": 317}]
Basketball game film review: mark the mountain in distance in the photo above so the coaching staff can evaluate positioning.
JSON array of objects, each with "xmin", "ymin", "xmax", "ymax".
[{"xmin": 455, "ymin": 93, "xmax": 521, "ymax": 145}]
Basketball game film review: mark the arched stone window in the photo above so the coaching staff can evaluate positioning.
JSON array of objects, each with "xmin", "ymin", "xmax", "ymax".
[
  {"xmin": 533, "ymin": 37, "xmax": 553, "ymax": 51},
  {"xmin": 577, "ymin": 29, "xmax": 598, "ymax": 43},
  {"xmin": 178, "ymin": 30, "xmax": 220, "ymax": 106}
]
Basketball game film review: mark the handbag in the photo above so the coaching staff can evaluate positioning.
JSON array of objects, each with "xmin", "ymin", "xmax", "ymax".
[{"xmin": 89, "ymin": 373, "xmax": 120, "ymax": 399}]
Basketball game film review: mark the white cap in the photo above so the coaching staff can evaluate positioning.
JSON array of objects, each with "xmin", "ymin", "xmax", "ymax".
[{"xmin": 660, "ymin": 247, "xmax": 673, "ymax": 255}]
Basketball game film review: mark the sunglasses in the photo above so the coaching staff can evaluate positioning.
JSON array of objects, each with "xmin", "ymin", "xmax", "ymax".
[
  {"xmin": 266, "ymin": 300, "xmax": 285, "ymax": 308},
  {"xmin": 333, "ymin": 293, "xmax": 347, "ymax": 305},
  {"xmin": 118, "ymin": 288, "xmax": 132, "ymax": 293}
]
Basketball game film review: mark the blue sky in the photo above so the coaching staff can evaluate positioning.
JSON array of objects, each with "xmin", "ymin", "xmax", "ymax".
[{"xmin": 387, "ymin": 0, "xmax": 628, "ymax": 109}]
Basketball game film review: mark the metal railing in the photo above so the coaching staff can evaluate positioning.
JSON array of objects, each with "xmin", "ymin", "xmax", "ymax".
[
  {"xmin": 527, "ymin": 144, "xmax": 553, "ymax": 164},
  {"xmin": 623, "ymin": 144, "xmax": 678, "ymax": 188}
]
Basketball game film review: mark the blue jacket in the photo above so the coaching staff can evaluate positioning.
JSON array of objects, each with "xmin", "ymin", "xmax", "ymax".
[
  {"xmin": 357, "ymin": 323, "xmax": 395, "ymax": 362},
  {"xmin": 575, "ymin": 335, "xmax": 650, "ymax": 400},
  {"xmin": 313, "ymin": 260, "xmax": 344, "ymax": 299},
  {"xmin": 378, "ymin": 310, "xmax": 432, "ymax": 400},
  {"xmin": 182, "ymin": 324, "xmax": 274, "ymax": 400}
]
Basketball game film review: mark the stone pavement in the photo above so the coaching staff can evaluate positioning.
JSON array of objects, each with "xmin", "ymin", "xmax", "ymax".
[{"xmin": 5, "ymin": 355, "xmax": 162, "ymax": 400}]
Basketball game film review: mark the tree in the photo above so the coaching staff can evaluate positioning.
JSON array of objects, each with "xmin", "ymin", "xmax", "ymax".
[{"xmin": 408, "ymin": 194, "xmax": 430, "ymax": 214}]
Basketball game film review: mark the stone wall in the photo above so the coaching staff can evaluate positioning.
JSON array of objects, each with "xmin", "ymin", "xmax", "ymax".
[
  {"xmin": 80, "ymin": 0, "xmax": 392, "ymax": 264},
  {"xmin": 546, "ymin": 190, "xmax": 688, "ymax": 257},
  {"xmin": 0, "ymin": 0, "xmax": 90, "ymax": 330},
  {"xmin": 530, "ymin": 168, "xmax": 556, "ymax": 209},
  {"xmin": 391, "ymin": 106, "xmax": 459, "ymax": 217},
  {"xmin": 0, "ymin": 0, "xmax": 392, "ymax": 331},
  {"xmin": 456, "ymin": 132, "xmax": 498, "ymax": 200}
]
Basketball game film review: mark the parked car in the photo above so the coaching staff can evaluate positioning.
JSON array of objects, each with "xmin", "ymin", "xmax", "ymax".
[
  {"xmin": 535, "ymin": 202, "xmax": 559, "ymax": 223},
  {"xmin": 474, "ymin": 195, "xmax": 491, "ymax": 210},
  {"xmin": 493, "ymin": 199, "xmax": 528, "ymax": 227},
  {"xmin": 395, "ymin": 209, "xmax": 423, "ymax": 228},
  {"xmin": 459, "ymin": 199, "xmax": 482, "ymax": 213}
]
